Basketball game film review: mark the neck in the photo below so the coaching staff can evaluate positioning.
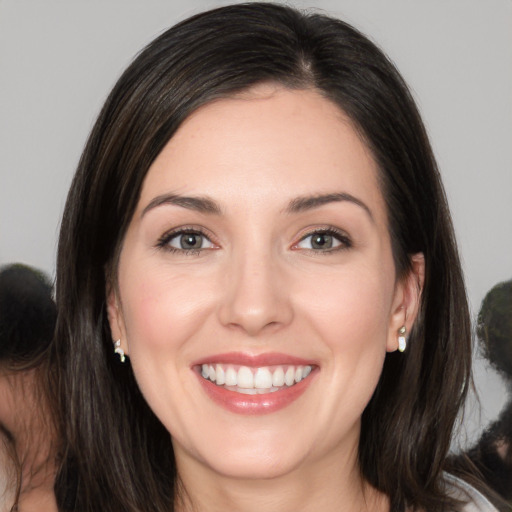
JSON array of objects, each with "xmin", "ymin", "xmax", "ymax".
[
  {"xmin": 16, "ymin": 481, "xmax": 58, "ymax": 512},
  {"xmin": 16, "ymin": 406, "xmax": 57, "ymax": 511},
  {"xmin": 0, "ymin": 370, "xmax": 57, "ymax": 511},
  {"xmin": 0, "ymin": 420, "xmax": 57, "ymax": 512},
  {"xmin": 174, "ymin": 434, "xmax": 389, "ymax": 512}
]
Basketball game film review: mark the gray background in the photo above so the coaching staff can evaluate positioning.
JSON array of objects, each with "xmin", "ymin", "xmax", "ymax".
[{"xmin": 1, "ymin": 0, "xmax": 511, "ymax": 449}]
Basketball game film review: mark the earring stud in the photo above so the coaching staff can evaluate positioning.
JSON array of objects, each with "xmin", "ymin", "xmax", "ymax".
[
  {"xmin": 114, "ymin": 339, "xmax": 126, "ymax": 363},
  {"xmin": 398, "ymin": 326, "xmax": 407, "ymax": 352}
]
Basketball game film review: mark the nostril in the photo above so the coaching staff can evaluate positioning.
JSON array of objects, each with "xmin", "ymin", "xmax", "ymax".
[{"xmin": 224, "ymin": 317, "xmax": 282, "ymax": 337}]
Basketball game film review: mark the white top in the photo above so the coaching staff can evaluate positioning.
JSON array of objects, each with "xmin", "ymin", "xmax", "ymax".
[{"xmin": 444, "ymin": 473, "xmax": 499, "ymax": 512}]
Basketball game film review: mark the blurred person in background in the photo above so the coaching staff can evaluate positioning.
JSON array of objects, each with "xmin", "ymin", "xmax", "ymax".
[
  {"xmin": 0, "ymin": 264, "xmax": 58, "ymax": 512},
  {"xmin": 451, "ymin": 279, "xmax": 512, "ymax": 505}
]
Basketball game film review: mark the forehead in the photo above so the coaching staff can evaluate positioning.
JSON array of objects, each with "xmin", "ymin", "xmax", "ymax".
[{"xmin": 137, "ymin": 86, "xmax": 384, "ymax": 218}]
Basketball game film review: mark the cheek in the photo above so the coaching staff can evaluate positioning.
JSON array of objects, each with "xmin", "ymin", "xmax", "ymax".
[
  {"xmin": 116, "ymin": 265, "xmax": 215, "ymax": 429},
  {"xmin": 119, "ymin": 265, "xmax": 215, "ymax": 357},
  {"xmin": 297, "ymin": 263, "xmax": 395, "ymax": 347},
  {"xmin": 283, "ymin": 263, "xmax": 395, "ymax": 443}
]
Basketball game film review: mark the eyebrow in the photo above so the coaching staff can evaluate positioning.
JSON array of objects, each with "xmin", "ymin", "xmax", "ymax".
[
  {"xmin": 141, "ymin": 193, "xmax": 222, "ymax": 217},
  {"xmin": 141, "ymin": 191, "xmax": 373, "ymax": 221},
  {"xmin": 285, "ymin": 192, "xmax": 374, "ymax": 221}
]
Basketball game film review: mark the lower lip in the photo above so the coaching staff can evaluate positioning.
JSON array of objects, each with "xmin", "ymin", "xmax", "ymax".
[{"xmin": 196, "ymin": 370, "xmax": 316, "ymax": 415}]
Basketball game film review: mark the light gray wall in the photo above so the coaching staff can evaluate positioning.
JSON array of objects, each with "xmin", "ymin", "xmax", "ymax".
[{"xmin": 1, "ymin": 0, "xmax": 511, "ymax": 448}]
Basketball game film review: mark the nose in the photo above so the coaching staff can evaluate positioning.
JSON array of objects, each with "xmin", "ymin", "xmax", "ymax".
[{"xmin": 217, "ymin": 248, "xmax": 294, "ymax": 337}]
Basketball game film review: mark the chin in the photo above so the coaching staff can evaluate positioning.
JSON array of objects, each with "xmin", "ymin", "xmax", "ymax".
[
  {"xmin": 205, "ymin": 451, "xmax": 301, "ymax": 480},
  {"xmin": 177, "ymin": 427, "xmax": 310, "ymax": 481}
]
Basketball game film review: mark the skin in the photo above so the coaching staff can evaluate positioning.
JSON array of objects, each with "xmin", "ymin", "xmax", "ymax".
[
  {"xmin": 0, "ymin": 370, "xmax": 57, "ymax": 512},
  {"xmin": 108, "ymin": 85, "xmax": 424, "ymax": 512}
]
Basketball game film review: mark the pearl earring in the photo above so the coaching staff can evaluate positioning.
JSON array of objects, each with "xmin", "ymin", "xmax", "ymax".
[
  {"xmin": 398, "ymin": 326, "xmax": 407, "ymax": 352},
  {"xmin": 114, "ymin": 339, "xmax": 126, "ymax": 363}
]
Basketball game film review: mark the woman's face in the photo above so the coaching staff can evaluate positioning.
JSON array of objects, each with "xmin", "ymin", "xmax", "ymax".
[{"xmin": 108, "ymin": 86, "xmax": 416, "ymax": 481}]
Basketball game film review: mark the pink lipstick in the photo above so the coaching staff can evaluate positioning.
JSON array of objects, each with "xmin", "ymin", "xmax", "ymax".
[{"xmin": 193, "ymin": 352, "xmax": 318, "ymax": 415}]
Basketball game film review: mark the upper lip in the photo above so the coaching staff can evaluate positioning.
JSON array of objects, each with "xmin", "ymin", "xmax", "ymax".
[{"xmin": 191, "ymin": 352, "xmax": 317, "ymax": 368}]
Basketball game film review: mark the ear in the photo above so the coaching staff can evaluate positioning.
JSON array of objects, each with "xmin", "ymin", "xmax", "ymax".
[
  {"xmin": 106, "ymin": 283, "xmax": 129, "ymax": 355},
  {"xmin": 386, "ymin": 253, "xmax": 425, "ymax": 352}
]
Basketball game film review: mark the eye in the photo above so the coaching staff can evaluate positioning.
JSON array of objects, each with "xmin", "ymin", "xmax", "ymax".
[
  {"xmin": 294, "ymin": 229, "xmax": 351, "ymax": 252},
  {"xmin": 157, "ymin": 229, "xmax": 215, "ymax": 253}
]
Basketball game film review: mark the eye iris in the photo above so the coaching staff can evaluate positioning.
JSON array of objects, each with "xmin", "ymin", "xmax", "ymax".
[
  {"xmin": 180, "ymin": 233, "xmax": 201, "ymax": 249},
  {"xmin": 312, "ymin": 233, "xmax": 333, "ymax": 249}
]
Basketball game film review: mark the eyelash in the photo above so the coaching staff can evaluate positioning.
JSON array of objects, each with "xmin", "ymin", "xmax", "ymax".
[
  {"xmin": 156, "ymin": 226, "xmax": 352, "ymax": 255},
  {"xmin": 293, "ymin": 227, "xmax": 352, "ymax": 254},
  {"xmin": 156, "ymin": 227, "xmax": 215, "ymax": 255}
]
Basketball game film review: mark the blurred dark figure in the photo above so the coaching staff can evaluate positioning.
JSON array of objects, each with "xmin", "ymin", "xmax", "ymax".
[
  {"xmin": 0, "ymin": 264, "xmax": 57, "ymax": 512},
  {"xmin": 460, "ymin": 279, "xmax": 512, "ymax": 505}
]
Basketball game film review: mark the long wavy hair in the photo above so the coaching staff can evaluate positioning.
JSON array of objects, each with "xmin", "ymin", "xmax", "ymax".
[{"xmin": 53, "ymin": 3, "xmax": 472, "ymax": 511}]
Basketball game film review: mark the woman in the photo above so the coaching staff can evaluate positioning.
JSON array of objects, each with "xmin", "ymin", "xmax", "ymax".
[
  {"xmin": 0, "ymin": 264, "xmax": 58, "ymax": 512},
  {"xmin": 52, "ymin": 3, "xmax": 501, "ymax": 511}
]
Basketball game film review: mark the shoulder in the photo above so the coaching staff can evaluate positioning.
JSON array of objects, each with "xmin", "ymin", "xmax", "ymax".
[{"xmin": 443, "ymin": 473, "xmax": 499, "ymax": 512}]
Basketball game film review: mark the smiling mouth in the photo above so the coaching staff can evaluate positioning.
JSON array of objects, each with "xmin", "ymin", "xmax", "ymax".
[{"xmin": 199, "ymin": 363, "xmax": 313, "ymax": 395}]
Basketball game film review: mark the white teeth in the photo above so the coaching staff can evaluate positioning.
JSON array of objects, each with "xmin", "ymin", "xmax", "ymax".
[
  {"xmin": 200, "ymin": 363, "xmax": 313, "ymax": 392},
  {"xmin": 233, "ymin": 387, "xmax": 259, "ymax": 395},
  {"xmin": 237, "ymin": 366, "xmax": 254, "ymax": 388},
  {"xmin": 225, "ymin": 366, "xmax": 237, "ymax": 386},
  {"xmin": 285, "ymin": 367, "xmax": 295, "ymax": 386},
  {"xmin": 272, "ymin": 367, "xmax": 285, "ymax": 387},
  {"xmin": 254, "ymin": 367, "xmax": 273, "ymax": 389},
  {"xmin": 215, "ymin": 364, "xmax": 225, "ymax": 385}
]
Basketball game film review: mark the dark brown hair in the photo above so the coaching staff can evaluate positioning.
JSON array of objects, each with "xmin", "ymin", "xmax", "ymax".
[
  {"xmin": 54, "ymin": 3, "xmax": 472, "ymax": 510},
  {"xmin": 0, "ymin": 264, "xmax": 56, "ymax": 367}
]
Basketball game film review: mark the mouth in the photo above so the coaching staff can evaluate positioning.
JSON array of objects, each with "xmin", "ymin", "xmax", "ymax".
[
  {"xmin": 199, "ymin": 363, "xmax": 313, "ymax": 395},
  {"xmin": 193, "ymin": 353, "xmax": 318, "ymax": 414}
]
